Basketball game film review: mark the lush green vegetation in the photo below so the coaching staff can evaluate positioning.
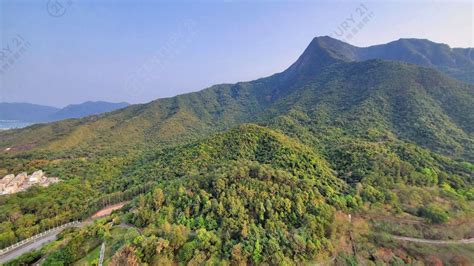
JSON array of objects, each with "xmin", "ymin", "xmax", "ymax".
[
  {"xmin": 0, "ymin": 177, "xmax": 152, "ymax": 248},
  {"xmin": 0, "ymin": 37, "xmax": 473, "ymax": 264}
]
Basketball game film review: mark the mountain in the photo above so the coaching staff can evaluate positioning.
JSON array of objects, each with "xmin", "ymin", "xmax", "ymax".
[
  {"xmin": 0, "ymin": 103, "xmax": 59, "ymax": 122},
  {"xmin": 47, "ymin": 101, "xmax": 129, "ymax": 121},
  {"xmin": 308, "ymin": 36, "xmax": 474, "ymax": 83},
  {"xmin": 0, "ymin": 37, "xmax": 472, "ymax": 160},
  {"xmin": 0, "ymin": 101, "xmax": 129, "ymax": 124},
  {"xmin": 0, "ymin": 37, "xmax": 473, "ymax": 264}
]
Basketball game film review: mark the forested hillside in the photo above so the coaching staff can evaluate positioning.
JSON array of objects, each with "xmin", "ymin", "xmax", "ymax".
[
  {"xmin": 1, "ymin": 38, "xmax": 472, "ymax": 161},
  {"xmin": 0, "ymin": 37, "xmax": 473, "ymax": 264}
]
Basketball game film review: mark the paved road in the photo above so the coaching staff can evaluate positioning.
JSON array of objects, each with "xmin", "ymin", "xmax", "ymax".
[
  {"xmin": 392, "ymin": 235, "xmax": 474, "ymax": 245},
  {"xmin": 0, "ymin": 231, "xmax": 59, "ymax": 264},
  {"xmin": 0, "ymin": 202, "xmax": 128, "ymax": 264}
]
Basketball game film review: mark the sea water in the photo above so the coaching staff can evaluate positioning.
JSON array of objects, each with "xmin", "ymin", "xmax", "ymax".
[{"xmin": 0, "ymin": 120, "xmax": 32, "ymax": 130}]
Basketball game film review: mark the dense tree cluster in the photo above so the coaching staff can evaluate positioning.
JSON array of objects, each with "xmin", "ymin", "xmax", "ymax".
[
  {"xmin": 127, "ymin": 161, "xmax": 338, "ymax": 264},
  {"xmin": 0, "ymin": 176, "xmax": 152, "ymax": 249},
  {"xmin": 1, "ymin": 124, "xmax": 472, "ymax": 263}
]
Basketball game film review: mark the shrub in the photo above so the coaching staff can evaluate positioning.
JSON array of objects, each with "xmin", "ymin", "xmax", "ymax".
[{"xmin": 417, "ymin": 204, "xmax": 448, "ymax": 224}]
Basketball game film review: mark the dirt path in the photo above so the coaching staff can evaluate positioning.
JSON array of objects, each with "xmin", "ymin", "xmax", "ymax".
[
  {"xmin": 392, "ymin": 235, "xmax": 474, "ymax": 245},
  {"xmin": 362, "ymin": 214, "xmax": 424, "ymax": 224},
  {"xmin": 352, "ymin": 214, "xmax": 474, "ymax": 245},
  {"xmin": 361, "ymin": 213, "xmax": 473, "ymax": 228},
  {"xmin": 91, "ymin": 202, "xmax": 128, "ymax": 219}
]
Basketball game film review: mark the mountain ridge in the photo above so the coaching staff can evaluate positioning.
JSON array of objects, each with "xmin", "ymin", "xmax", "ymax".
[{"xmin": 310, "ymin": 36, "xmax": 474, "ymax": 83}]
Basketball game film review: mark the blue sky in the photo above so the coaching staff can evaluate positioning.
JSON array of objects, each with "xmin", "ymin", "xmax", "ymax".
[{"xmin": 0, "ymin": 0, "xmax": 472, "ymax": 107}]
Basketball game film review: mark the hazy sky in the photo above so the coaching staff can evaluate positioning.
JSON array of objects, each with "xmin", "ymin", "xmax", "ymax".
[{"xmin": 0, "ymin": 0, "xmax": 472, "ymax": 107}]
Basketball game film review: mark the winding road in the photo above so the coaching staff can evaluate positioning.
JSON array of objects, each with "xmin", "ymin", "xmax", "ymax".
[
  {"xmin": 392, "ymin": 235, "xmax": 474, "ymax": 245},
  {"xmin": 0, "ymin": 202, "xmax": 128, "ymax": 265},
  {"xmin": 354, "ymin": 214, "xmax": 474, "ymax": 245},
  {"xmin": 0, "ymin": 227, "xmax": 73, "ymax": 264},
  {"xmin": 2, "ymin": 211, "xmax": 472, "ymax": 264}
]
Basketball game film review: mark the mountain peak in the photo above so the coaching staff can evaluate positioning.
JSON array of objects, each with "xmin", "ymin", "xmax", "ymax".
[
  {"xmin": 285, "ymin": 36, "xmax": 474, "ymax": 83},
  {"xmin": 311, "ymin": 35, "xmax": 346, "ymax": 45},
  {"xmin": 282, "ymin": 36, "xmax": 352, "ymax": 79}
]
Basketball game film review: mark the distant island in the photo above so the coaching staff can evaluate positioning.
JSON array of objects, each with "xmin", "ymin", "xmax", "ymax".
[{"xmin": 0, "ymin": 101, "xmax": 129, "ymax": 129}]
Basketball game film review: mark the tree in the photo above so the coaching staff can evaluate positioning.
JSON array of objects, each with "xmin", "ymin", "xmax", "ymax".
[
  {"xmin": 153, "ymin": 188, "xmax": 165, "ymax": 210},
  {"xmin": 231, "ymin": 243, "xmax": 247, "ymax": 265},
  {"xmin": 110, "ymin": 245, "xmax": 140, "ymax": 266},
  {"xmin": 252, "ymin": 239, "xmax": 262, "ymax": 263}
]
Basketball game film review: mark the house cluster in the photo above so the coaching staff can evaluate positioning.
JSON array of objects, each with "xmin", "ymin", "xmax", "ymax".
[{"xmin": 0, "ymin": 170, "xmax": 60, "ymax": 195}]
